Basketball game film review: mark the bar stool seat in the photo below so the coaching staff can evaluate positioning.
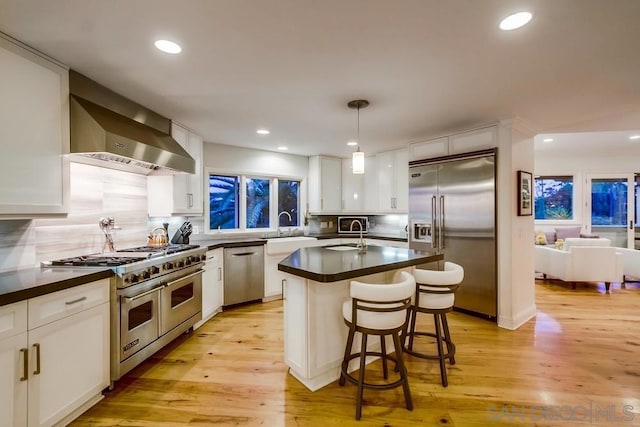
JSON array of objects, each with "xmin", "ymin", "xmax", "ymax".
[
  {"xmin": 339, "ymin": 271, "xmax": 416, "ymax": 420},
  {"xmin": 403, "ymin": 262, "xmax": 464, "ymax": 387}
]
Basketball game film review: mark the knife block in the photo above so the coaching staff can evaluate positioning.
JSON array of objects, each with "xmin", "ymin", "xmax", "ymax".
[{"xmin": 170, "ymin": 229, "xmax": 190, "ymax": 244}]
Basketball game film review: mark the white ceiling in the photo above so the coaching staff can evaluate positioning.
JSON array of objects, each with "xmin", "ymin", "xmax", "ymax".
[{"xmin": 1, "ymin": 0, "xmax": 639, "ymax": 158}]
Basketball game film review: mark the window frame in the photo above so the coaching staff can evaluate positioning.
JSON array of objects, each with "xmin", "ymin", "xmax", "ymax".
[
  {"xmin": 204, "ymin": 168, "xmax": 304, "ymax": 234},
  {"xmin": 533, "ymin": 174, "xmax": 580, "ymax": 225}
]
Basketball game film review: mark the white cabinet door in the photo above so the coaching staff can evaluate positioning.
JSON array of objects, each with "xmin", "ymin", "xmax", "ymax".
[
  {"xmin": 197, "ymin": 248, "xmax": 223, "ymax": 328},
  {"xmin": 148, "ymin": 122, "xmax": 204, "ymax": 216},
  {"xmin": 376, "ymin": 148, "xmax": 408, "ymax": 212},
  {"xmin": 341, "ymin": 158, "xmax": 364, "ymax": 212},
  {"xmin": 27, "ymin": 302, "xmax": 109, "ymax": 427},
  {"xmin": 409, "ymin": 136, "xmax": 449, "ymax": 161},
  {"xmin": 308, "ymin": 156, "xmax": 342, "ymax": 213},
  {"xmin": 448, "ymin": 126, "xmax": 497, "ymax": 155},
  {"xmin": 0, "ymin": 34, "xmax": 69, "ymax": 217},
  {"xmin": 0, "ymin": 332, "xmax": 28, "ymax": 427}
]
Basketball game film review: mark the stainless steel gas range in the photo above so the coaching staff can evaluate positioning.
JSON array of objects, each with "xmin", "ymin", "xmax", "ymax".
[{"xmin": 44, "ymin": 244, "xmax": 207, "ymax": 384}]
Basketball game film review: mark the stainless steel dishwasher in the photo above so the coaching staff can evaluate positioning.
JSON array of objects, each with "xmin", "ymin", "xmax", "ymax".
[{"xmin": 223, "ymin": 244, "xmax": 265, "ymax": 306}]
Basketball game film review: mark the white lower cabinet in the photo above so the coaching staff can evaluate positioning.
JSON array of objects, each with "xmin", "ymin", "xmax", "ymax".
[
  {"xmin": 0, "ymin": 279, "xmax": 110, "ymax": 427},
  {"xmin": 195, "ymin": 248, "xmax": 223, "ymax": 329},
  {"xmin": 0, "ymin": 301, "xmax": 28, "ymax": 427}
]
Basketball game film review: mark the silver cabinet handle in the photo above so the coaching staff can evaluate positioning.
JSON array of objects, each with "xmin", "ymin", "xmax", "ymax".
[
  {"xmin": 282, "ymin": 278, "xmax": 287, "ymax": 300},
  {"xmin": 218, "ymin": 267, "xmax": 222, "ymax": 281},
  {"xmin": 65, "ymin": 296, "xmax": 87, "ymax": 306},
  {"xmin": 33, "ymin": 343, "xmax": 41, "ymax": 375},
  {"xmin": 19, "ymin": 348, "xmax": 28, "ymax": 381},
  {"xmin": 188, "ymin": 193, "xmax": 194, "ymax": 207},
  {"xmin": 439, "ymin": 195, "xmax": 445, "ymax": 250},
  {"xmin": 431, "ymin": 196, "xmax": 437, "ymax": 249},
  {"xmin": 123, "ymin": 284, "xmax": 165, "ymax": 304}
]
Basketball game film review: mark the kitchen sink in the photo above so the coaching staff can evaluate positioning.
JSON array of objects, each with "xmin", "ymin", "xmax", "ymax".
[{"xmin": 324, "ymin": 245, "xmax": 359, "ymax": 251}]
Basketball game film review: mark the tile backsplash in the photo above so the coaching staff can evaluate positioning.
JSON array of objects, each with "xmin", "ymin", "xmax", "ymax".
[{"xmin": 0, "ymin": 163, "xmax": 152, "ymax": 271}]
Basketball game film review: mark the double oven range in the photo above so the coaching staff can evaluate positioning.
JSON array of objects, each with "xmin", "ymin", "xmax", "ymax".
[{"xmin": 46, "ymin": 244, "xmax": 207, "ymax": 383}]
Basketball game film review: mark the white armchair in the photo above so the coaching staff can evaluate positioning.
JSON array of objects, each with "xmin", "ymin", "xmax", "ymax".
[
  {"xmin": 615, "ymin": 248, "xmax": 640, "ymax": 282},
  {"xmin": 534, "ymin": 238, "xmax": 623, "ymax": 291}
]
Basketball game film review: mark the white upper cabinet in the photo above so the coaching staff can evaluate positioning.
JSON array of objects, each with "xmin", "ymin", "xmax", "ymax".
[
  {"xmin": 0, "ymin": 34, "xmax": 69, "ymax": 217},
  {"xmin": 148, "ymin": 122, "xmax": 203, "ymax": 216},
  {"xmin": 376, "ymin": 148, "xmax": 408, "ymax": 212},
  {"xmin": 341, "ymin": 158, "xmax": 364, "ymax": 212},
  {"xmin": 409, "ymin": 125, "xmax": 498, "ymax": 161},
  {"xmin": 308, "ymin": 156, "xmax": 342, "ymax": 213}
]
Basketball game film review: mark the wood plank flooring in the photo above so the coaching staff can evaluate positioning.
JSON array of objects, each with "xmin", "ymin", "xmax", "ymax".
[{"xmin": 72, "ymin": 280, "xmax": 640, "ymax": 426}]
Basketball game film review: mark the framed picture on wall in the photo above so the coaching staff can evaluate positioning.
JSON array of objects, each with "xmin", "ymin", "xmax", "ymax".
[{"xmin": 518, "ymin": 170, "xmax": 533, "ymax": 216}]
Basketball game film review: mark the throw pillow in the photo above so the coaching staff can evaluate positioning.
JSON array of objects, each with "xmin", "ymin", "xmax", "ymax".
[
  {"xmin": 535, "ymin": 230, "xmax": 548, "ymax": 245},
  {"xmin": 555, "ymin": 226, "xmax": 581, "ymax": 240},
  {"xmin": 555, "ymin": 239, "xmax": 564, "ymax": 250},
  {"xmin": 544, "ymin": 231, "xmax": 557, "ymax": 244}
]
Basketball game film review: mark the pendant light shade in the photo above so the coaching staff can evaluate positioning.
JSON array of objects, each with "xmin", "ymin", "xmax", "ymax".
[
  {"xmin": 348, "ymin": 99, "xmax": 369, "ymax": 175},
  {"xmin": 352, "ymin": 149, "xmax": 365, "ymax": 174}
]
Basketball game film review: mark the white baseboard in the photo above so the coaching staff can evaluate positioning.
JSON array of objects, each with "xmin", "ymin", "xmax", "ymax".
[{"xmin": 498, "ymin": 303, "xmax": 537, "ymax": 330}]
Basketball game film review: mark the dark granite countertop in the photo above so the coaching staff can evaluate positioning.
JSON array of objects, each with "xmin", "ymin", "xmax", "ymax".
[
  {"xmin": 278, "ymin": 244, "xmax": 442, "ymax": 282},
  {"xmin": 309, "ymin": 233, "xmax": 408, "ymax": 242},
  {"xmin": 189, "ymin": 237, "xmax": 267, "ymax": 250},
  {"xmin": 0, "ymin": 267, "xmax": 114, "ymax": 307}
]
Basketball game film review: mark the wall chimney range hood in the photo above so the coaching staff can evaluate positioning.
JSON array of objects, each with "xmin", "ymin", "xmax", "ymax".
[{"xmin": 69, "ymin": 71, "xmax": 195, "ymax": 175}]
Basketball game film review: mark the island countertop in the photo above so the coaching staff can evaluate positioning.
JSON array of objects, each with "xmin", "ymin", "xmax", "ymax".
[{"xmin": 277, "ymin": 244, "xmax": 442, "ymax": 282}]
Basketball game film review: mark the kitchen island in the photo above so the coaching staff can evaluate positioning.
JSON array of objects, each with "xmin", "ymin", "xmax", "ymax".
[{"xmin": 278, "ymin": 244, "xmax": 442, "ymax": 391}]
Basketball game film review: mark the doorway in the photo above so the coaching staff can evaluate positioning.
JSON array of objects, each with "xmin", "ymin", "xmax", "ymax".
[{"xmin": 585, "ymin": 174, "xmax": 635, "ymax": 248}]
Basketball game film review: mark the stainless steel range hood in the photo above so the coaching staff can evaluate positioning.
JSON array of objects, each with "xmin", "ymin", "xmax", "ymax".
[{"xmin": 69, "ymin": 71, "xmax": 195, "ymax": 175}]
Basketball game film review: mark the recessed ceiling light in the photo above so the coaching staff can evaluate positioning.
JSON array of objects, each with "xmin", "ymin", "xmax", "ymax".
[
  {"xmin": 154, "ymin": 39, "xmax": 182, "ymax": 54},
  {"xmin": 256, "ymin": 129, "xmax": 270, "ymax": 135},
  {"xmin": 499, "ymin": 12, "xmax": 533, "ymax": 31},
  {"xmin": 543, "ymin": 138, "xmax": 554, "ymax": 142},
  {"xmin": 347, "ymin": 141, "xmax": 358, "ymax": 146},
  {"xmin": 629, "ymin": 135, "xmax": 640, "ymax": 140},
  {"xmin": 277, "ymin": 146, "xmax": 288, "ymax": 151}
]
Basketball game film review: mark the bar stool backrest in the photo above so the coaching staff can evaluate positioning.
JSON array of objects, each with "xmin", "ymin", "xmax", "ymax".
[
  {"xmin": 347, "ymin": 271, "xmax": 416, "ymax": 331},
  {"xmin": 413, "ymin": 262, "xmax": 464, "ymax": 310}
]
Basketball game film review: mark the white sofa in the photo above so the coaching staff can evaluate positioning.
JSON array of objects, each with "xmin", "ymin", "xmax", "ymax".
[
  {"xmin": 534, "ymin": 238, "xmax": 623, "ymax": 291},
  {"xmin": 615, "ymin": 248, "xmax": 640, "ymax": 282}
]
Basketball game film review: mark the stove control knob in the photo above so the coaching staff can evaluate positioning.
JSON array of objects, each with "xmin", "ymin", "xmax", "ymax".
[
  {"xmin": 200, "ymin": 254, "xmax": 207, "ymax": 261},
  {"xmin": 142, "ymin": 270, "xmax": 151, "ymax": 280},
  {"xmin": 177, "ymin": 260, "xmax": 185, "ymax": 268},
  {"xmin": 185, "ymin": 258, "xmax": 192, "ymax": 266},
  {"xmin": 164, "ymin": 262, "xmax": 174, "ymax": 270},
  {"xmin": 151, "ymin": 266, "xmax": 160, "ymax": 274},
  {"xmin": 129, "ymin": 274, "xmax": 139, "ymax": 283}
]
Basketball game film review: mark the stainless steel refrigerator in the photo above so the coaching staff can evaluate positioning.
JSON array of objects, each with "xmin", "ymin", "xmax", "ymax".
[{"xmin": 408, "ymin": 149, "xmax": 497, "ymax": 319}]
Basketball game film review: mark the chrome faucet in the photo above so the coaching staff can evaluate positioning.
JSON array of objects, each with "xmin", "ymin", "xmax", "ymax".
[
  {"xmin": 277, "ymin": 211, "xmax": 292, "ymax": 237},
  {"xmin": 350, "ymin": 220, "xmax": 367, "ymax": 253}
]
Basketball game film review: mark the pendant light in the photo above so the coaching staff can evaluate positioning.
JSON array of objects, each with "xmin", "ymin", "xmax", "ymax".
[{"xmin": 348, "ymin": 99, "xmax": 369, "ymax": 174}]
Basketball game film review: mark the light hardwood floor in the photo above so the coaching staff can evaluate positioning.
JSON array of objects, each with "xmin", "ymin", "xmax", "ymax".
[{"xmin": 72, "ymin": 280, "xmax": 640, "ymax": 426}]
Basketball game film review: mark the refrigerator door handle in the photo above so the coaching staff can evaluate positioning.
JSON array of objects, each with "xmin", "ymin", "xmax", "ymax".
[
  {"xmin": 439, "ymin": 195, "xmax": 445, "ymax": 250},
  {"xmin": 431, "ymin": 196, "xmax": 437, "ymax": 249}
]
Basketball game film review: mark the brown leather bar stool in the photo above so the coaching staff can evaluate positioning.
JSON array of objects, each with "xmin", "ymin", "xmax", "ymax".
[
  {"xmin": 403, "ymin": 262, "xmax": 464, "ymax": 387},
  {"xmin": 339, "ymin": 271, "xmax": 416, "ymax": 420}
]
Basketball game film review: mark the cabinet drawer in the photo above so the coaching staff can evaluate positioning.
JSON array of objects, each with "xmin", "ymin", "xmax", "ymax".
[
  {"xmin": 0, "ymin": 300, "xmax": 27, "ymax": 340},
  {"xmin": 28, "ymin": 279, "xmax": 110, "ymax": 329}
]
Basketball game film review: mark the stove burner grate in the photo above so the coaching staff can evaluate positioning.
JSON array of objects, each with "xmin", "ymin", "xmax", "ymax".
[{"xmin": 50, "ymin": 255, "xmax": 146, "ymax": 267}]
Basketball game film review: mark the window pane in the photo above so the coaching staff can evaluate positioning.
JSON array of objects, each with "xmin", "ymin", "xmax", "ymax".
[
  {"xmin": 534, "ymin": 176, "xmax": 573, "ymax": 220},
  {"xmin": 209, "ymin": 174, "xmax": 239, "ymax": 230},
  {"xmin": 591, "ymin": 179, "xmax": 627, "ymax": 226},
  {"xmin": 278, "ymin": 180, "xmax": 300, "ymax": 226},
  {"xmin": 246, "ymin": 178, "xmax": 270, "ymax": 228}
]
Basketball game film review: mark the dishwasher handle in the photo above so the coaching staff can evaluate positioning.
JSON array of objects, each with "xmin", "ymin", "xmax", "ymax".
[{"xmin": 231, "ymin": 252, "xmax": 257, "ymax": 257}]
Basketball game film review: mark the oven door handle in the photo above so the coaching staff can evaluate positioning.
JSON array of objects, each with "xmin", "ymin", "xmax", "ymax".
[
  {"xmin": 122, "ymin": 284, "xmax": 165, "ymax": 304},
  {"xmin": 165, "ymin": 269, "xmax": 203, "ymax": 287}
]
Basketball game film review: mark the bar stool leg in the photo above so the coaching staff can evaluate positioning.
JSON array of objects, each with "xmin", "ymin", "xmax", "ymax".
[
  {"xmin": 433, "ymin": 313, "xmax": 448, "ymax": 387},
  {"xmin": 407, "ymin": 307, "xmax": 418, "ymax": 351},
  {"xmin": 339, "ymin": 326, "xmax": 356, "ymax": 386},
  {"xmin": 392, "ymin": 332, "xmax": 413, "ymax": 411},
  {"xmin": 441, "ymin": 313, "xmax": 455, "ymax": 365},
  {"xmin": 380, "ymin": 336, "xmax": 388, "ymax": 379},
  {"xmin": 355, "ymin": 332, "xmax": 369, "ymax": 420}
]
